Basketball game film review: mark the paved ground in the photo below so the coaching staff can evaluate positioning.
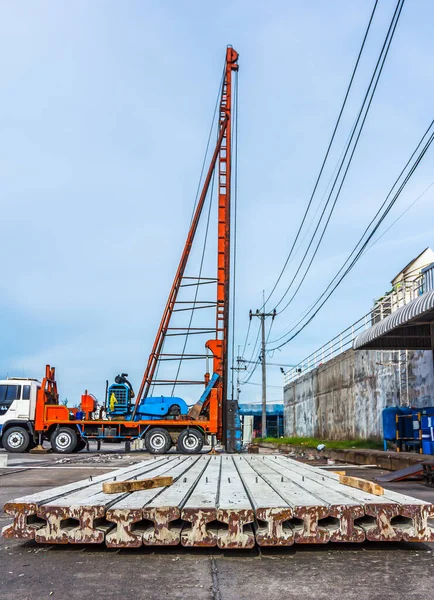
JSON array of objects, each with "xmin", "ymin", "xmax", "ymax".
[{"xmin": 1, "ymin": 447, "xmax": 433, "ymax": 600}]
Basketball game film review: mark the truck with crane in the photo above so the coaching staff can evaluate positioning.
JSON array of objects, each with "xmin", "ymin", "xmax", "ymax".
[{"xmin": 0, "ymin": 47, "xmax": 240, "ymax": 455}]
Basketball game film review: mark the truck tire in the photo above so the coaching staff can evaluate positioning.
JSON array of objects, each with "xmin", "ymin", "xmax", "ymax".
[
  {"xmin": 74, "ymin": 439, "xmax": 86, "ymax": 453},
  {"xmin": 144, "ymin": 428, "xmax": 172, "ymax": 454},
  {"xmin": 51, "ymin": 427, "xmax": 78, "ymax": 453},
  {"xmin": 176, "ymin": 429, "xmax": 204, "ymax": 454},
  {"xmin": 2, "ymin": 426, "xmax": 30, "ymax": 453}
]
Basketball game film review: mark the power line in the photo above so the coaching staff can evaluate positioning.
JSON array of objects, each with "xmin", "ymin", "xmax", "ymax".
[
  {"xmin": 267, "ymin": 120, "xmax": 434, "ymax": 351},
  {"xmin": 268, "ymin": 181, "xmax": 434, "ymax": 347},
  {"xmin": 242, "ymin": 320, "xmax": 262, "ymax": 371},
  {"xmin": 364, "ymin": 181, "xmax": 434, "ymax": 252},
  {"xmin": 241, "ymin": 359, "xmax": 296, "ymax": 368},
  {"xmin": 272, "ymin": 0, "xmax": 405, "ymax": 315},
  {"xmin": 269, "ymin": 118, "xmax": 434, "ymax": 345},
  {"xmin": 248, "ymin": 308, "xmax": 276, "ymax": 438},
  {"xmin": 240, "ymin": 319, "xmax": 251, "ymax": 358},
  {"xmin": 242, "ymin": 382, "xmax": 282, "ymax": 390},
  {"xmin": 239, "ymin": 357, "xmax": 261, "ymax": 385},
  {"xmin": 239, "ymin": 311, "xmax": 274, "ymax": 384},
  {"xmin": 260, "ymin": 0, "xmax": 379, "ymax": 310},
  {"xmin": 240, "ymin": 314, "xmax": 276, "ymax": 388}
]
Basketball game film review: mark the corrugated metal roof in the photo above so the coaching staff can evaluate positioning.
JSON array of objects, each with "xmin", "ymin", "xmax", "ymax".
[{"xmin": 353, "ymin": 289, "xmax": 434, "ymax": 350}]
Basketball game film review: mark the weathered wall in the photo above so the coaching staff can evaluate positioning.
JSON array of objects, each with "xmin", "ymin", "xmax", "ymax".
[{"xmin": 284, "ymin": 349, "xmax": 434, "ymax": 441}]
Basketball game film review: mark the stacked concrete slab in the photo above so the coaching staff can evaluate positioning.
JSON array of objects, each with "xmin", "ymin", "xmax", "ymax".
[{"xmin": 3, "ymin": 455, "xmax": 434, "ymax": 548}]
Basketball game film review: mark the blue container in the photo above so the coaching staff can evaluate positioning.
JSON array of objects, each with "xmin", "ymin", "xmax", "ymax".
[
  {"xmin": 419, "ymin": 407, "xmax": 434, "ymax": 416},
  {"xmin": 411, "ymin": 408, "xmax": 434, "ymax": 439},
  {"xmin": 422, "ymin": 438, "xmax": 434, "ymax": 455},
  {"xmin": 411, "ymin": 409, "xmax": 421, "ymax": 439},
  {"xmin": 382, "ymin": 407, "xmax": 401, "ymax": 441},
  {"xmin": 421, "ymin": 426, "xmax": 434, "ymax": 441},
  {"xmin": 421, "ymin": 415, "xmax": 434, "ymax": 430},
  {"xmin": 400, "ymin": 407, "xmax": 413, "ymax": 439},
  {"xmin": 394, "ymin": 408, "xmax": 413, "ymax": 439}
]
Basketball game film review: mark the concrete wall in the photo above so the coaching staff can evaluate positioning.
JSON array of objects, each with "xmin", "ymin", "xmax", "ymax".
[{"xmin": 284, "ymin": 349, "xmax": 434, "ymax": 441}]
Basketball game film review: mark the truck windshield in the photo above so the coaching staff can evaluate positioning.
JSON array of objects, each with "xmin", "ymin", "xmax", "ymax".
[{"xmin": 0, "ymin": 384, "xmax": 21, "ymax": 416}]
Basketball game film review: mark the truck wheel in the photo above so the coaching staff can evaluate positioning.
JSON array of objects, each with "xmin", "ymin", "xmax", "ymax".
[
  {"xmin": 3, "ymin": 427, "xmax": 30, "ymax": 453},
  {"xmin": 51, "ymin": 428, "xmax": 77, "ymax": 453},
  {"xmin": 177, "ymin": 429, "xmax": 204, "ymax": 454},
  {"xmin": 144, "ymin": 428, "xmax": 172, "ymax": 454},
  {"xmin": 74, "ymin": 439, "xmax": 86, "ymax": 453}
]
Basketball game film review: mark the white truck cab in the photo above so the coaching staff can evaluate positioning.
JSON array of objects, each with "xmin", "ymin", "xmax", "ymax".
[{"xmin": 0, "ymin": 377, "xmax": 41, "ymax": 452}]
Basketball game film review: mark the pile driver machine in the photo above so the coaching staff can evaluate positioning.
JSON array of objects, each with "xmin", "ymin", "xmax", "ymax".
[{"xmin": 0, "ymin": 47, "xmax": 241, "ymax": 454}]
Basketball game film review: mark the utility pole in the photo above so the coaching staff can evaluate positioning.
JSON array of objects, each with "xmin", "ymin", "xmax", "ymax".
[
  {"xmin": 232, "ymin": 348, "xmax": 247, "ymax": 402},
  {"xmin": 249, "ymin": 308, "xmax": 276, "ymax": 438}
]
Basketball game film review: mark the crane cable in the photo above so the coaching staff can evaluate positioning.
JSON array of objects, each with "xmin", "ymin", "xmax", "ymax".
[
  {"xmin": 154, "ymin": 55, "xmax": 225, "ymax": 396},
  {"xmin": 230, "ymin": 68, "xmax": 239, "ymax": 400},
  {"xmin": 170, "ymin": 166, "xmax": 217, "ymax": 395},
  {"xmin": 189, "ymin": 64, "xmax": 226, "ymax": 225}
]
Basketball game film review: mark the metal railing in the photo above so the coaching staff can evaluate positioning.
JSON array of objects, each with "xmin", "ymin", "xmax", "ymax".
[
  {"xmin": 283, "ymin": 263, "xmax": 434, "ymax": 386},
  {"xmin": 371, "ymin": 274, "xmax": 425, "ymax": 324},
  {"xmin": 283, "ymin": 313, "xmax": 371, "ymax": 385},
  {"xmin": 422, "ymin": 262, "xmax": 434, "ymax": 293}
]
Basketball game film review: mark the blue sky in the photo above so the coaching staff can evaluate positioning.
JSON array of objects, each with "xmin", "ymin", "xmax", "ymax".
[{"xmin": 1, "ymin": 1, "xmax": 433, "ymax": 405}]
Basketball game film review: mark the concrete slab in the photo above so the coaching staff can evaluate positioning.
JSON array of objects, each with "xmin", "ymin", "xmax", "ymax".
[
  {"xmin": 1, "ymin": 454, "xmax": 434, "ymax": 600},
  {"xmin": 4, "ymin": 455, "xmax": 434, "ymax": 548}
]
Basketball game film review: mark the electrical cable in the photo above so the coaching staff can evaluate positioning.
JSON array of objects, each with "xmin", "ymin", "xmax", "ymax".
[
  {"xmin": 268, "ymin": 183, "xmax": 434, "ymax": 347},
  {"xmin": 272, "ymin": 0, "xmax": 405, "ymax": 315},
  {"xmin": 240, "ymin": 319, "xmax": 251, "ymax": 359},
  {"xmin": 267, "ymin": 122, "xmax": 434, "ymax": 351},
  {"xmin": 240, "ymin": 318, "xmax": 274, "ymax": 385},
  {"xmin": 260, "ymin": 0, "xmax": 379, "ymax": 310},
  {"xmin": 241, "ymin": 321, "xmax": 261, "ymax": 375},
  {"xmin": 243, "ymin": 382, "xmax": 282, "ymax": 389},
  {"xmin": 269, "ymin": 118, "xmax": 434, "ymax": 344},
  {"xmin": 239, "ymin": 357, "xmax": 261, "ymax": 385},
  {"xmin": 363, "ymin": 181, "xmax": 434, "ymax": 252}
]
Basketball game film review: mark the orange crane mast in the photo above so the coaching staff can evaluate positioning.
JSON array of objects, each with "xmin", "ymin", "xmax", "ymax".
[{"xmin": 132, "ymin": 47, "xmax": 239, "ymax": 442}]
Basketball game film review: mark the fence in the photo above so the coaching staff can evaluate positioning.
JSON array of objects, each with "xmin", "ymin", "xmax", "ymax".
[{"xmin": 283, "ymin": 263, "xmax": 434, "ymax": 386}]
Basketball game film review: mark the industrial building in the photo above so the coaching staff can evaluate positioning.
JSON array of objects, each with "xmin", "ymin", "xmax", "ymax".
[{"xmin": 284, "ymin": 250, "xmax": 434, "ymax": 441}]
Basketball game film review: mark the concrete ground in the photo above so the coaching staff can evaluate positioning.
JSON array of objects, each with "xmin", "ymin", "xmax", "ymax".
[{"xmin": 1, "ymin": 447, "xmax": 434, "ymax": 600}]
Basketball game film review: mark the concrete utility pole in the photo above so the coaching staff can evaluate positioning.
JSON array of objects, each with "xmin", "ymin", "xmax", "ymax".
[
  {"xmin": 231, "ymin": 347, "xmax": 247, "ymax": 402},
  {"xmin": 249, "ymin": 308, "xmax": 276, "ymax": 438}
]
